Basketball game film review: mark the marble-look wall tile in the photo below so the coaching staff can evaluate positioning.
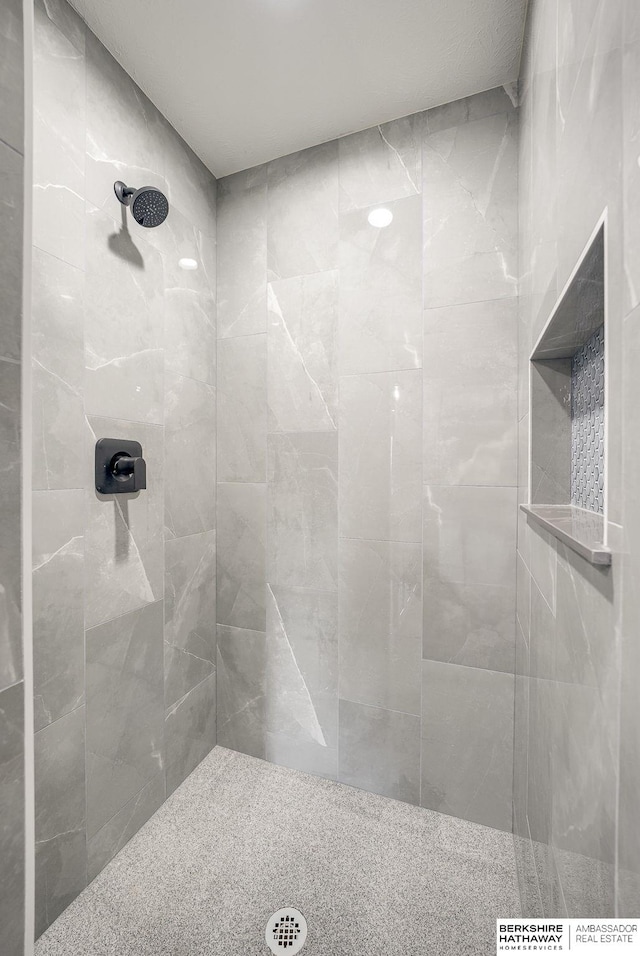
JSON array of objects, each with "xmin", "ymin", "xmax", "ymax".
[
  {"xmin": 84, "ymin": 30, "xmax": 167, "ymax": 216},
  {"xmin": 265, "ymin": 585, "xmax": 338, "ymax": 758},
  {"xmin": 267, "ymin": 141, "xmax": 339, "ymax": 280},
  {"xmin": 84, "ymin": 205, "xmax": 164, "ymax": 425},
  {"xmin": 421, "ymin": 661, "xmax": 514, "ymax": 831},
  {"xmin": 32, "ymin": 248, "xmax": 84, "ymax": 490},
  {"xmin": 267, "ymin": 432, "xmax": 338, "ymax": 590},
  {"xmin": 623, "ymin": 6, "xmax": 640, "ymax": 313},
  {"xmin": 338, "ymin": 698, "xmax": 420, "ymax": 805},
  {"xmin": 423, "ymin": 109, "xmax": 518, "ymax": 308},
  {"xmin": 551, "ymin": 681, "xmax": 616, "ymax": 915},
  {"xmin": 85, "ymin": 600, "xmax": 164, "ymax": 838},
  {"xmin": 340, "ymin": 370, "xmax": 422, "ymax": 542},
  {"xmin": 217, "ymin": 624, "xmax": 266, "ymax": 759},
  {"xmin": 217, "ymin": 333, "xmax": 267, "ymax": 482},
  {"xmin": 29, "ymin": 1, "xmax": 218, "ymax": 930},
  {"xmin": 267, "ymin": 271, "xmax": 338, "ymax": 432},
  {"xmin": 424, "ymin": 86, "xmax": 518, "ymax": 135},
  {"xmin": 35, "ymin": 707, "xmax": 86, "ymax": 935},
  {"xmin": 423, "ymin": 485, "xmax": 517, "ymax": 672},
  {"xmin": 527, "ymin": 671, "xmax": 554, "ymax": 847},
  {"xmin": 0, "ymin": 432, "xmax": 21, "ymax": 690},
  {"xmin": 217, "ymin": 166, "xmax": 267, "ymax": 337},
  {"xmin": 528, "ymin": 521, "xmax": 557, "ymax": 614},
  {"xmin": 423, "ymin": 299, "xmax": 518, "ymax": 486},
  {"xmin": 339, "ymin": 538, "xmax": 422, "ymax": 715},
  {"xmin": 217, "ymin": 483, "xmax": 266, "ymax": 630},
  {"xmin": 0, "ymin": 138, "xmax": 23, "ymax": 364},
  {"xmin": 33, "ymin": 0, "xmax": 86, "ymax": 270},
  {"xmin": 338, "ymin": 114, "xmax": 421, "ymax": 211},
  {"xmin": 0, "ymin": 682, "xmax": 25, "ymax": 955},
  {"xmin": 85, "ymin": 417, "xmax": 163, "ymax": 629},
  {"xmin": 513, "ymin": 626, "xmax": 529, "ymax": 838},
  {"xmin": 33, "ymin": 490, "xmax": 84, "ymax": 731},
  {"xmin": 265, "ymin": 731, "xmax": 337, "ymax": 781},
  {"xmin": 164, "ymin": 371, "xmax": 216, "ymax": 540},
  {"xmin": 164, "ymin": 286, "xmax": 215, "ymax": 386},
  {"xmin": 162, "ymin": 122, "xmax": 216, "ymax": 235},
  {"xmin": 165, "ymin": 673, "xmax": 216, "ymax": 795},
  {"xmin": 339, "ymin": 195, "xmax": 422, "ymax": 374},
  {"xmin": 0, "ymin": 0, "xmax": 24, "ymax": 153},
  {"xmin": 164, "ymin": 531, "xmax": 216, "ymax": 709},
  {"xmin": 88, "ymin": 773, "xmax": 164, "ymax": 882},
  {"xmin": 619, "ymin": 304, "xmax": 640, "ymax": 916}
]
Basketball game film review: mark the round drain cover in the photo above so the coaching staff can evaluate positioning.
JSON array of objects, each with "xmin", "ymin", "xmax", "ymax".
[{"xmin": 265, "ymin": 908, "xmax": 307, "ymax": 954}]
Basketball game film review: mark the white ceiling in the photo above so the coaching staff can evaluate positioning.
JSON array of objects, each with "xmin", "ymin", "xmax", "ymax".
[{"xmin": 69, "ymin": 0, "xmax": 528, "ymax": 179}]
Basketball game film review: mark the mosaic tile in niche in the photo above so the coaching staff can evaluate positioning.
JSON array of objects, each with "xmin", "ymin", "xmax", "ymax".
[{"xmin": 571, "ymin": 326, "xmax": 604, "ymax": 514}]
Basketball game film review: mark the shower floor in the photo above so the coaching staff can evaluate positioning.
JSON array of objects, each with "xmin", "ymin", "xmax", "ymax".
[{"xmin": 35, "ymin": 747, "xmax": 520, "ymax": 956}]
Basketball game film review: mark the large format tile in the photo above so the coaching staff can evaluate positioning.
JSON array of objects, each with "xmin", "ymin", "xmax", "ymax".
[
  {"xmin": 216, "ymin": 483, "xmax": 266, "ymax": 631},
  {"xmin": 32, "ymin": 248, "xmax": 84, "ymax": 491},
  {"xmin": 35, "ymin": 707, "xmax": 86, "ymax": 936},
  {"xmin": 0, "ymin": 138, "xmax": 23, "ymax": 364},
  {"xmin": 0, "ymin": 435, "xmax": 21, "ymax": 690},
  {"xmin": 164, "ymin": 371, "xmax": 216, "ymax": 540},
  {"xmin": 338, "ymin": 698, "xmax": 420, "ymax": 804},
  {"xmin": 0, "ymin": 682, "xmax": 25, "ymax": 956},
  {"xmin": 164, "ymin": 285, "xmax": 215, "ymax": 386},
  {"xmin": 338, "ymin": 114, "xmax": 421, "ymax": 211},
  {"xmin": 84, "ymin": 29, "xmax": 166, "ymax": 215},
  {"xmin": 217, "ymin": 334, "xmax": 267, "ymax": 482},
  {"xmin": 423, "ymin": 299, "xmax": 518, "ymax": 486},
  {"xmin": 423, "ymin": 485, "xmax": 517, "ymax": 671},
  {"xmin": 339, "ymin": 195, "xmax": 422, "ymax": 374},
  {"xmin": 421, "ymin": 661, "xmax": 514, "ymax": 831},
  {"xmin": 88, "ymin": 773, "xmax": 165, "ymax": 883},
  {"xmin": 265, "ymin": 585, "xmax": 338, "ymax": 756},
  {"xmin": 340, "ymin": 370, "xmax": 422, "ymax": 542},
  {"xmin": 84, "ymin": 205, "xmax": 164, "ymax": 424},
  {"xmin": 165, "ymin": 673, "xmax": 216, "ymax": 795},
  {"xmin": 33, "ymin": 0, "xmax": 85, "ymax": 269},
  {"xmin": 217, "ymin": 166, "xmax": 267, "ymax": 337},
  {"xmin": 267, "ymin": 272, "xmax": 338, "ymax": 432},
  {"xmin": 33, "ymin": 490, "xmax": 84, "ymax": 731},
  {"xmin": 339, "ymin": 538, "xmax": 422, "ymax": 714},
  {"xmin": 86, "ymin": 601, "xmax": 165, "ymax": 838},
  {"xmin": 267, "ymin": 141, "xmax": 339, "ymax": 280},
  {"xmin": 423, "ymin": 109, "xmax": 518, "ymax": 309},
  {"xmin": 162, "ymin": 119, "xmax": 216, "ymax": 235},
  {"xmin": 0, "ymin": 0, "xmax": 24, "ymax": 153},
  {"xmin": 267, "ymin": 432, "xmax": 338, "ymax": 590},
  {"xmin": 164, "ymin": 531, "xmax": 216, "ymax": 709},
  {"xmin": 217, "ymin": 625, "xmax": 266, "ymax": 759},
  {"xmin": 85, "ymin": 417, "xmax": 163, "ymax": 629}
]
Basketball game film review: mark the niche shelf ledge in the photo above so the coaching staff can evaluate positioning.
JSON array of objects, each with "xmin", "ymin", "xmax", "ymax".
[{"xmin": 520, "ymin": 504, "xmax": 612, "ymax": 567}]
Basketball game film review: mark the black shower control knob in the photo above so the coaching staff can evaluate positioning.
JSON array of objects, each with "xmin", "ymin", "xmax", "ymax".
[
  {"xmin": 112, "ymin": 454, "xmax": 146, "ymax": 491},
  {"xmin": 95, "ymin": 438, "xmax": 147, "ymax": 495}
]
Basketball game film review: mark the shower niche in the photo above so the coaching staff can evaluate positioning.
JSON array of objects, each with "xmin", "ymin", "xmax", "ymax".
[{"xmin": 522, "ymin": 223, "xmax": 611, "ymax": 566}]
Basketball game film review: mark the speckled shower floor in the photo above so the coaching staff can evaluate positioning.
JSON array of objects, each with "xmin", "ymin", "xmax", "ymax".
[{"xmin": 35, "ymin": 747, "xmax": 520, "ymax": 956}]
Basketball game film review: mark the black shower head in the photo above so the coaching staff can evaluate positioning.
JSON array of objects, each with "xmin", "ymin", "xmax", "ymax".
[{"xmin": 114, "ymin": 181, "xmax": 169, "ymax": 228}]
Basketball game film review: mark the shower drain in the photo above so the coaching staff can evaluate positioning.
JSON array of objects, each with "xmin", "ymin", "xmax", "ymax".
[{"xmin": 265, "ymin": 908, "xmax": 307, "ymax": 954}]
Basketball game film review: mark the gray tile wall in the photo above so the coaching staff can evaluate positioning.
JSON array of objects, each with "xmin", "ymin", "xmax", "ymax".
[
  {"xmin": 0, "ymin": 0, "xmax": 25, "ymax": 952},
  {"xmin": 216, "ymin": 87, "xmax": 519, "ymax": 827},
  {"xmin": 31, "ymin": 0, "xmax": 216, "ymax": 935},
  {"xmin": 516, "ymin": 0, "xmax": 638, "ymax": 918}
]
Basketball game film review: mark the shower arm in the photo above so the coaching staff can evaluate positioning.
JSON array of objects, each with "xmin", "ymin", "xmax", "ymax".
[{"xmin": 114, "ymin": 181, "xmax": 136, "ymax": 206}]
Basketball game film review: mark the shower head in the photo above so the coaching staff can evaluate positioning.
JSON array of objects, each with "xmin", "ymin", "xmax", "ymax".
[{"xmin": 114, "ymin": 181, "xmax": 169, "ymax": 228}]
